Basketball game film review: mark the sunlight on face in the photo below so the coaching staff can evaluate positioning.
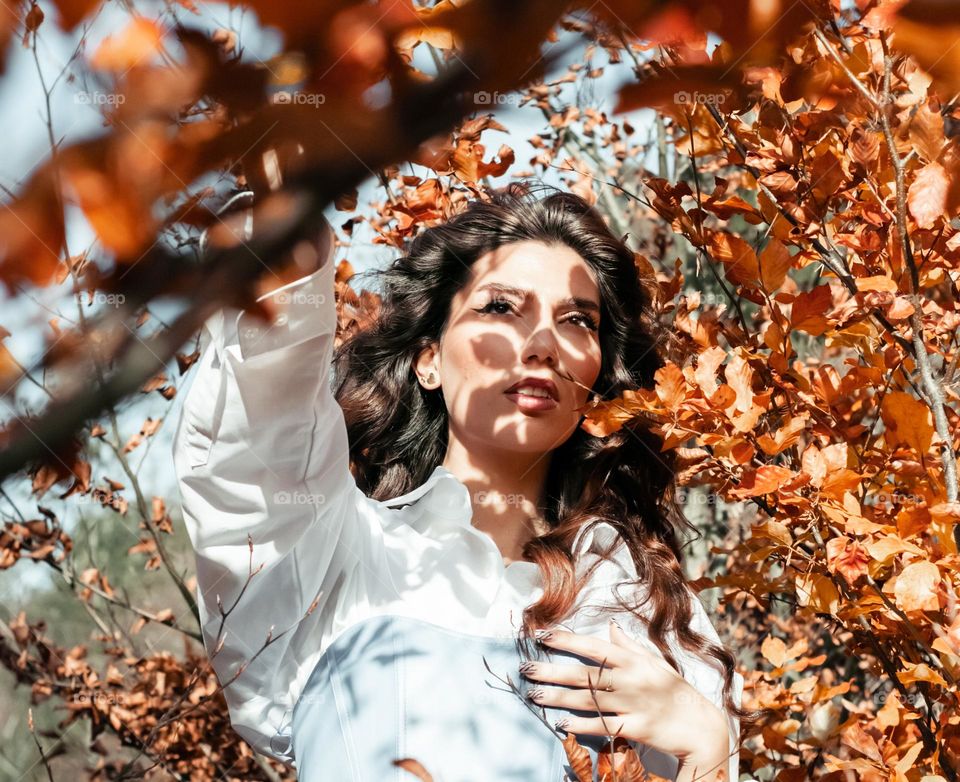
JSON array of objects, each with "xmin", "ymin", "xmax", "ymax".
[{"xmin": 429, "ymin": 239, "xmax": 603, "ymax": 457}]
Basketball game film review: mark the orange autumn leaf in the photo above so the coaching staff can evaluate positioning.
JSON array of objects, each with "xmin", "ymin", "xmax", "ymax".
[
  {"xmin": 820, "ymin": 469, "xmax": 862, "ymax": 500},
  {"xmin": 932, "ymin": 613, "xmax": 960, "ymax": 657},
  {"xmin": 396, "ymin": 23, "xmax": 459, "ymax": 51},
  {"xmin": 561, "ymin": 732, "xmax": 594, "ymax": 782},
  {"xmin": 795, "ymin": 571, "xmax": 841, "ymax": 615},
  {"xmin": 707, "ymin": 231, "xmax": 760, "ymax": 287},
  {"xmin": 893, "ymin": 560, "xmax": 941, "ymax": 613},
  {"xmin": 704, "ymin": 193, "xmax": 764, "ymax": 223},
  {"xmin": 693, "ymin": 345, "xmax": 727, "ymax": 397},
  {"xmin": 392, "ymin": 758, "xmax": 434, "ymax": 781},
  {"xmin": 789, "ymin": 285, "xmax": 833, "ymax": 336},
  {"xmin": 929, "ymin": 502, "xmax": 960, "ymax": 555},
  {"xmin": 867, "ymin": 534, "xmax": 926, "ymax": 565},
  {"xmin": 881, "ymin": 391, "xmax": 934, "ymax": 457},
  {"xmin": 801, "ymin": 444, "xmax": 827, "ymax": 486},
  {"xmin": 855, "ymin": 275, "xmax": 898, "ymax": 294},
  {"xmin": 89, "ymin": 16, "xmax": 164, "ymax": 72},
  {"xmin": 723, "ymin": 352, "xmax": 755, "ymax": 414},
  {"xmin": 0, "ymin": 325, "xmax": 20, "ymax": 389},
  {"xmin": 655, "ymin": 363, "xmax": 686, "ymax": 406},
  {"xmin": 896, "ymin": 661, "xmax": 948, "ymax": 689},
  {"xmin": 759, "ymin": 238, "xmax": 791, "ymax": 292},
  {"xmin": 761, "ymin": 635, "xmax": 788, "ymax": 667},
  {"xmin": 730, "ymin": 464, "xmax": 795, "ymax": 499},
  {"xmin": 0, "ymin": 168, "xmax": 66, "ymax": 290},
  {"xmin": 595, "ymin": 737, "xmax": 648, "ymax": 782},
  {"xmin": 756, "ymin": 413, "xmax": 808, "ymax": 455},
  {"xmin": 907, "ymin": 161, "xmax": 949, "ymax": 229},
  {"xmin": 826, "ymin": 536, "xmax": 870, "ymax": 586},
  {"xmin": 51, "ymin": 0, "xmax": 102, "ymax": 30},
  {"xmin": 580, "ymin": 389, "xmax": 655, "ymax": 438}
]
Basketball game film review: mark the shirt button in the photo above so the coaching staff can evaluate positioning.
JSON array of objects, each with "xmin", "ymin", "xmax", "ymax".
[{"xmin": 269, "ymin": 733, "xmax": 291, "ymax": 755}]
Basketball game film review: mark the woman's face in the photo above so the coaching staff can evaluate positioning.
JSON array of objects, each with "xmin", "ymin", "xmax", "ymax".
[{"xmin": 416, "ymin": 239, "xmax": 603, "ymax": 457}]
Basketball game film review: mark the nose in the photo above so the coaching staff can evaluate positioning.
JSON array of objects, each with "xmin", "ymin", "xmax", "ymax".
[{"xmin": 521, "ymin": 325, "xmax": 560, "ymax": 368}]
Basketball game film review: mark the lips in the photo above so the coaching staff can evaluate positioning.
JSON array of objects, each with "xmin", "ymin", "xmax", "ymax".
[{"xmin": 503, "ymin": 377, "xmax": 559, "ymax": 401}]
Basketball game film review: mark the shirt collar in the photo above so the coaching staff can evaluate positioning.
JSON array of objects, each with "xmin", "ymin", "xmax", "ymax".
[
  {"xmin": 379, "ymin": 466, "xmax": 636, "ymax": 577},
  {"xmin": 379, "ymin": 465, "xmax": 470, "ymax": 516}
]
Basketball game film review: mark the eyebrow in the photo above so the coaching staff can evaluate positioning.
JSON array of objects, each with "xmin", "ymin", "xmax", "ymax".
[{"xmin": 475, "ymin": 282, "xmax": 601, "ymax": 314}]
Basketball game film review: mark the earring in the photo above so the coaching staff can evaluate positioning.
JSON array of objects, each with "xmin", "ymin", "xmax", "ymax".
[{"xmin": 427, "ymin": 372, "xmax": 436, "ymax": 384}]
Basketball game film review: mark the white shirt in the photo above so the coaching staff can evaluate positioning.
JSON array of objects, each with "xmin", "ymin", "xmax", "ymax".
[{"xmin": 172, "ymin": 245, "xmax": 746, "ymax": 781}]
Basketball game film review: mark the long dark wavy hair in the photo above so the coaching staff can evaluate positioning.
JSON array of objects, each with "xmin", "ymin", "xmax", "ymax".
[{"xmin": 332, "ymin": 180, "xmax": 759, "ymax": 733}]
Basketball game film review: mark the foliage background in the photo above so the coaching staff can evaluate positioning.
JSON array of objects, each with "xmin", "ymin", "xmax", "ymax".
[{"xmin": 1, "ymin": 0, "xmax": 960, "ymax": 780}]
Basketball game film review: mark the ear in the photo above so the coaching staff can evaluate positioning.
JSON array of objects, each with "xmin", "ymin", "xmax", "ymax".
[{"xmin": 413, "ymin": 342, "xmax": 441, "ymax": 389}]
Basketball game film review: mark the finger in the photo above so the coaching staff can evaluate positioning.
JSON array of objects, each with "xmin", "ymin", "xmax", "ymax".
[
  {"xmin": 528, "ymin": 684, "xmax": 619, "ymax": 713},
  {"xmin": 521, "ymin": 660, "xmax": 616, "ymax": 690},
  {"xmin": 554, "ymin": 714, "xmax": 631, "ymax": 740},
  {"xmin": 536, "ymin": 628, "xmax": 630, "ymax": 668}
]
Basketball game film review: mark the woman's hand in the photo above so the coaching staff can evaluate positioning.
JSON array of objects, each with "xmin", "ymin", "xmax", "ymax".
[{"xmin": 521, "ymin": 618, "xmax": 733, "ymax": 780}]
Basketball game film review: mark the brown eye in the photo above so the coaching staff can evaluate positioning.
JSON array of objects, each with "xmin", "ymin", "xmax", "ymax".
[
  {"xmin": 566, "ymin": 312, "xmax": 599, "ymax": 331},
  {"xmin": 475, "ymin": 300, "xmax": 516, "ymax": 316}
]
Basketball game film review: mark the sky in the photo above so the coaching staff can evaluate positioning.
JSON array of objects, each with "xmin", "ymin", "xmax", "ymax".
[{"xmin": 0, "ymin": 1, "xmax": 663, "ymax": 600}]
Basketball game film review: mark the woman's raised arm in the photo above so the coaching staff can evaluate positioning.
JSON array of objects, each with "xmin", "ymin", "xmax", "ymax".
[{"xmin": 171, "ymin": 210, "xmax": 397, "ymax": 763}]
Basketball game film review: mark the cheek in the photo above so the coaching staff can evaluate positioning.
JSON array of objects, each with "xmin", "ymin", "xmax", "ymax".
[
  {"xmin": 441, "ymin": 325, "xmax": 517, "ymax": 387},
  {"xmin": 570, "ymin": 344, "xmax": 603, "ymax": 393}
]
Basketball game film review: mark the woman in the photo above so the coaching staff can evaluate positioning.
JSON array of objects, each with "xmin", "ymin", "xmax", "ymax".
[{"xmin": 173, "ymin": 182, "xmax": 755, "ymax": 781}]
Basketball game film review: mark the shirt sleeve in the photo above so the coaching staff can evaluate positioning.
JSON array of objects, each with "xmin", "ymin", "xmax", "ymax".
[{"xmin": 172, "ymin": 242, "xmax": 398, "ymax": 763}]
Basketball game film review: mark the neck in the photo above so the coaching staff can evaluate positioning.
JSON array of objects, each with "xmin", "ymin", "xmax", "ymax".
[{"xmin": 441, "ymin": 438, "xmax": 552, "ymax": 564}]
